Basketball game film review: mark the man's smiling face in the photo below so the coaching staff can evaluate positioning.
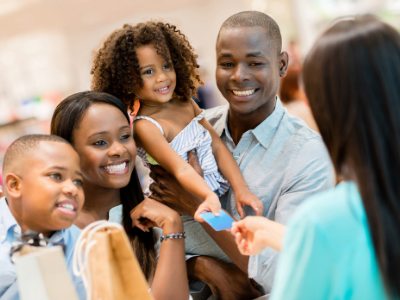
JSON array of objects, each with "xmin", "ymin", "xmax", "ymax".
[{"xmin": 216, "ymin": 27, "xmax": 287, "ymax": 115}]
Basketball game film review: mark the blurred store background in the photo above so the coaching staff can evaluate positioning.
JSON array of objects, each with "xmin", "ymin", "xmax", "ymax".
[{"xmin": 0, "ymin": 0, "xmax": 399, "ymax": 186}]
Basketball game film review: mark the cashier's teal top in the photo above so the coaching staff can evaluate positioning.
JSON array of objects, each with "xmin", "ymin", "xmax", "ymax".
[{"xmin": 270, "ymin": 181, "xmax": 389, "ymax": 300}]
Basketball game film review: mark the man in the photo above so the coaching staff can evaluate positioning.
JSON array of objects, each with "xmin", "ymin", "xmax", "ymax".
[{"xmin": 149, "ymin": 11, "xmax": 335, "ymax": 297}]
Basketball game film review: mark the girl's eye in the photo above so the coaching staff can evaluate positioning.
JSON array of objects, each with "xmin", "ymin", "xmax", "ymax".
[
  {"xmin": 143, "ymin": 69, "xmax": 154, "ymax": 75},
  {"xmin": 73, "ymin": 179, "xmax": 83, "ymax": 187},
  {"xmin": 94, "ymin": 140, "xmax": 106, "ymax": 146},
  {"xmin": 163, "ymin": 64, "xmax": 170, "ymax": 69},
  {"xmin": 121, "ymin": 134, "xmax": 131, "ymax": 140},
  {"xmin": 50, "ymin": 174, "xmax": 62, "ymax": 181}
]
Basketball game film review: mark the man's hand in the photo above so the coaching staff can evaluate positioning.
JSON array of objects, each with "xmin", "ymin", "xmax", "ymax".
[
  {"xmin": 187, "ymin": 256, "xmax": 261, "ymax": 300},
  {"xmin": 187, "ymin": 149, "xmax": 203, "ymax": 178},
  {"xmin": 149, "ymin": 150, "xmax": 204, "ymax": 216}
]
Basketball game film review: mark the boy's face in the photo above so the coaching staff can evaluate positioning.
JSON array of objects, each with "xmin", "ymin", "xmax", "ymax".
[
  {"xmin": 11, "ymin": 141, "xmax": 84, "ymax": 236},
  {"xmin": 216, "ymin": 27, "xmax": 288, "ymax": 115},
  {"xmin": 134, "ymin": 44, "xmax": 177, "ymax": 105}
]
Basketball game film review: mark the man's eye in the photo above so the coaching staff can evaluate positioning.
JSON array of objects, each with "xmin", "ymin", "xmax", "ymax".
[
  {"xmin": 94, "ymin": 140, "xmax": 106, "ymax": 146},
  {"xmin": 73, "ymin": 179, "xmax": 83, "ymax": 187},
  {"xmin": 250, "ymin": 62, "xmax": 263, "ymax": 66},
  {"xmin": 50, "ymin": 174, "xmax": 62, "ymax": 180},
  {"xmin": 221, "ymin": 62, "xmax": 233, "ymax": 67},
  {"xmin": 143, "ymin": 69, "xmax": 154, "ymax": 75}
]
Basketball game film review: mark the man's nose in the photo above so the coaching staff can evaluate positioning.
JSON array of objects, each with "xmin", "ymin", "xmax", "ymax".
[{"xmin": 230, "ymin": 63, "xmax": 251, "ymax": 83}]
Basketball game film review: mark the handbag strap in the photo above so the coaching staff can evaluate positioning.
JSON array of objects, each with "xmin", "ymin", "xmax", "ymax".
[{"xmin": 72, "ymin": 221, "xmax": 124, "ymax": 300}]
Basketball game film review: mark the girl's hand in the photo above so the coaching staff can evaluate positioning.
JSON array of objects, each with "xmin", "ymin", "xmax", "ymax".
[
  {"xmin": 130, "ymin": 198, "xmax": 183, "ymax": 233},
  {"xmin": 231, "ymin": 216, "xmax": 285, "ymax": 255},
  {"xmin": 194, "ymin": 193, "xmax": 221, "ymax": 222},
  {"xmin": 235, "ymin": 189, "xmax": 264, "ymax": 219}
]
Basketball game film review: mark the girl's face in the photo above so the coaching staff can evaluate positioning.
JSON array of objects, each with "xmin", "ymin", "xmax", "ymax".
[
  {"xmin": 134, "ymin": 44, "xmax": 176, "ymax": 104},
  {"xmin": 72, "ymin": 103, "xmax": 137, "ymax": 189}
]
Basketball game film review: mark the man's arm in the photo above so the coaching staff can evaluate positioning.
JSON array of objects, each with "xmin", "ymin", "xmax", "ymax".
[
  {"xmin": 149, "ymin": 162, "xmax": 250, "ymax": 274},
  {"xmin": 149, "ymin": 138, "xmax": 334, "ymax": 289},
  {"xmin": 187, "ymin": 256, "xmax": 261, "ymax": 300}
]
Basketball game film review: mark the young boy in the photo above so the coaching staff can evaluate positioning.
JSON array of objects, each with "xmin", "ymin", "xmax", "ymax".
[{"xmin": 0, "ymin": 134, "xmax": 85, "ymax": 300}]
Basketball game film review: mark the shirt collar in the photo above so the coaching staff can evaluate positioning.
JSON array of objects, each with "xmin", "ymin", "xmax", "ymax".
[
  {"xmin": 222, "ymin": 96, "xmax": 285, "ymax": 149},
  {"xmin": 0, "ymin": 196, "xmax": 18, "ymax": 234},
  {"xmin": 0, "ymin": 196, "xmax": 65, "ymax": 244}
]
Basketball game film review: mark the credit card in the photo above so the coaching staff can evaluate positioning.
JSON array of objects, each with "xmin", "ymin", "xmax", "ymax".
[{"xmin": 200, "ymin": 210, "xmax": 235, "ymax": 231}]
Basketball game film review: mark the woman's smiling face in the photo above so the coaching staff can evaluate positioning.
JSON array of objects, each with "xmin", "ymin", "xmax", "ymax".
[{"xmin": 72, "ymin": 103, "xmax": 136, "ymax": 189}]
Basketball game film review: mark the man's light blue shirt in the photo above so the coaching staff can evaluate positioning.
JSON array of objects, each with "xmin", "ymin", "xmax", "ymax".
[
  {"xmin": 0, "ymin": 197, "xmax": 86, "ymax": 300},
  {"xmin": 271, "ymin": 181, "xmax": 389, "ymax": 300},
  {"xmin": 185, "ymin": 97, "xmax": 335, "ymax": 293}
]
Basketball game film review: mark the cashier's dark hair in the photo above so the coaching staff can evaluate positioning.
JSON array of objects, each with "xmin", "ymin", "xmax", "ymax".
[
  {"xmin": 303, "ymin": 16, "xmax": 400, "ymax": 298},
  {"xmin": 50, "ymin": 90, "xmax": 156, "ymax": 280}
]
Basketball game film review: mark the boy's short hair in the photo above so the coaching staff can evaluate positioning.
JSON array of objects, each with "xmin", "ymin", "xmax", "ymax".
[
  {"xmin": 3, "ymin": 134, "xmax": 71, "ymax": 174},
  {"xmin": 218, "ymin": 11, "xmax": 282, "ymax": 55}
]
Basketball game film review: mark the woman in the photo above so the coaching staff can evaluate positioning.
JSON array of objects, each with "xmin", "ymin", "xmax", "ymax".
[
  {"xmin": 51, "ymin": 91, "xmax": 190, "ymax": 300},
  {"xmin": 232, "ymin": 16, "xmax": 400, "ymax": 299}
]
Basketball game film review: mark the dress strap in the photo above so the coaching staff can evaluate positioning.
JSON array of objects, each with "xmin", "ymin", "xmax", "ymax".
[
  {"xmin": 193, "ymin": 111, "xmax": 204, "ymax": 122},
  {"xmin": 134, "ymin": 116, "xmax": 164, "ymax": 136}
]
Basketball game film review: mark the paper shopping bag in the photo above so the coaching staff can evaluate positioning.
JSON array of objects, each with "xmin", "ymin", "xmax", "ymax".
[
  {"xmin": 73, "ymin": 221, "xmax": 153, "ymax": 300},
  {"xmin": 14, "ymin": 245, "xmax": 79, "ymax": 300}
]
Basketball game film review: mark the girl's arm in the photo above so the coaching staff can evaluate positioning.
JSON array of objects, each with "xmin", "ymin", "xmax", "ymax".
[
  {"xmin": 190, "ymin": 100, "xmax": 263, "ymax": 218},
  {"xmin": 134, "ymin": 119, "xmax": 220, "ymax": 217}
]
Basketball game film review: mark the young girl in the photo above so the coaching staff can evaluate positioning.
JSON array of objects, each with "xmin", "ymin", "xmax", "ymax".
[{"xmin": 91, "ymin": 21, "xmax": 263, "ymax": 221}]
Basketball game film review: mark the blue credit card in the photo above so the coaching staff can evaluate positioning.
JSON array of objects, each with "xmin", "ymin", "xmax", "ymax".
[{"xmin": 200, "ymin": 210, "xmax": 235, "ymax": 231}]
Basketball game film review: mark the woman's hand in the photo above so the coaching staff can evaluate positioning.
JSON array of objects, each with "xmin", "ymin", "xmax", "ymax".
[
  {"xmin": 130, "ymin": 198, "xmax": 183, "ymax": 233},
  {"xmin": 231, "ymin": 216, "xmax": 286, "ymax": 254},
  {"xmin": 234, "ymin": 188, "xmax": 264, "ymax": 219}
]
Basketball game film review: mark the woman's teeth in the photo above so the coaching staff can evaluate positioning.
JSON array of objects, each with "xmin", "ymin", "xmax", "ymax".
[
  {"xmin": 155, "ymin": 86, "xmax": 168, "ymax": 92},
  {"xmin": 57, "ymin": 204, "xmax": 75, "ymax": 211},
  {"xmin": 103, "ymin": 162, "xmax": 127, "ymax": 172},
  {"xmin": 232, "ymin": 89, "xmax": 256, "ymax": 96}
]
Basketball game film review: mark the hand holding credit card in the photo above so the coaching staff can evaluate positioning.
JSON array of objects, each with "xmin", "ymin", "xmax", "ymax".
[{"xmin": 200, "ymin": 210, "xmax": 235, "ymax": 231}]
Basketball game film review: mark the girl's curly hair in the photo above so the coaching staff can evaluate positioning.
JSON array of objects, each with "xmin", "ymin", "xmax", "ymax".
[{"xmin": 91, "ymin": 21, "xmax": 203, "ymax": 111}]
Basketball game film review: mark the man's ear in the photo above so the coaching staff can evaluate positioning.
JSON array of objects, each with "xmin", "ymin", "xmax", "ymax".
[
  {"xmin": 279, "ymin": 51, "xmax": 289, "ymax": 77},
  {"xmin": 5, "ymin": 173, "xmax": 22, "ymax": 199}
]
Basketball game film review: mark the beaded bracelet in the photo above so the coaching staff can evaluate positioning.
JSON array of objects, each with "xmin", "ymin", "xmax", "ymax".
[{"xmin": 160, "ymin": 232, "xmax": 186, "ymax": 242}]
